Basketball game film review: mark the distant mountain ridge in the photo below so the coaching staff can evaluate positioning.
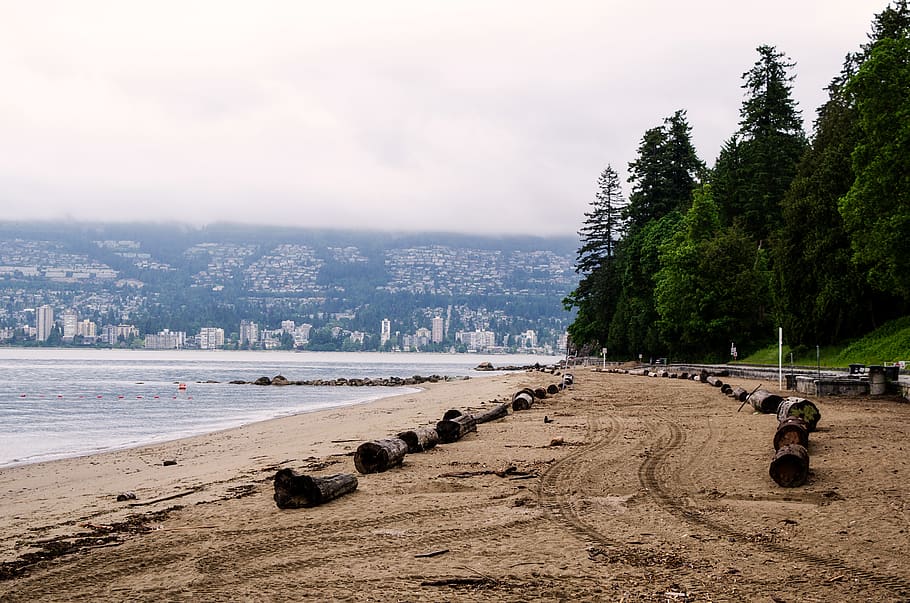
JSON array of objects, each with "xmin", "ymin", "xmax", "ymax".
[{"xmin": 0, "ymin": 221, "xmax": 578, "ymax": 350}]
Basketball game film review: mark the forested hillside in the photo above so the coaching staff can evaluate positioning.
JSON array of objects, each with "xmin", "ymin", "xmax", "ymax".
[{"xmin": 565, "ymin": 2, "xmax": 910, "ymax": 362}]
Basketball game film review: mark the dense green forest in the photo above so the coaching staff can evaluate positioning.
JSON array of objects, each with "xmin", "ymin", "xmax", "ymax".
[{"xmin": 565, "ymin": 2, "xmax": 910, "ymax": 363}]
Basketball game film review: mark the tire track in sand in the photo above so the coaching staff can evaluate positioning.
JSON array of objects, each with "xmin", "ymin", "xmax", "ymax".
[
  {"xmin": 638, "ymin": 417, "xmax": 910, "ymax": 598},
  {"xmin": 536, "ymin": 410, "xmax": 624, "ymax": 546}
]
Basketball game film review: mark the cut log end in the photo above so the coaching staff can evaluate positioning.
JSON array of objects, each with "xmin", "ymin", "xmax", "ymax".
[
  {"xmin": 354, "ymin": 438, "xmax": 409, "ymax": 474},
  {"xmin": 769, "ymin": 444, "xmax": 809, "ymax": 488}
]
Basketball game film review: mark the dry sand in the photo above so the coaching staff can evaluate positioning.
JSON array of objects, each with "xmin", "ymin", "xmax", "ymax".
[{"xmin": 1, "ymin": 368, "xmax": 909, "ymax": 602}]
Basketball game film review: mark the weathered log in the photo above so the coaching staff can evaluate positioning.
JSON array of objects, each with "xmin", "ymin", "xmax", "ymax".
[
  {"xmin": 777, "ymin": 397, "xmax": 821, "ymax": 432},
  {"xmin": 533, "ymin": 387, "xmax": 548, "ymax": 399},
  {"xmin": 706, "ymin": 376, "xmax": 723, "ymax": 387},
  {"xmin": 773, "ymin": 417, "xmax": 809, "ymax": 450},
  {"xmin": 442, "ymin": 408, "xmax": 463, "ymax": 421},
  {"xmin": 273, "ymin": 470, "xmax": 358, "ymax": 508},
  {"xmin": 436, "ymin": 414, "xmax": 477, "ymax": 443},
  {"xmin": 769, "ymin": 444, "xmax": 809, "ymax": 487},
  {"xmin": 678, "ymin": 372, "xmax": 689, "ymax": 380},
  {"xmin": 563, "ymin": 373, "xmax": 574, "ymax": 386},
  {"xmin": 396, "ymin": 427, "xmax": 440, "ymax": 453},
  {"xmin": 354, "ymin": 438, "xmax": 409, "ymax": 474},
  {"xmin": 512, "ymin": 391, "xmax": 535, "ymax": 411},
  {"xmin": 731, "ymin": 386, "xmax": 749, "ymax": 402},
  {"xmin": 750, "ymin": 389, "xmax": 783, "ymax": 414},
  {"xmin": 720, "ymin": 383, "xmax": 733, "ymax": 395},
  {"xmin": 473, "ymin": 401, "xmax": 510, "ymax": 424},
  {"xmin": 547, "ymin": 384, "xmax": 560, "ymax": 395}
]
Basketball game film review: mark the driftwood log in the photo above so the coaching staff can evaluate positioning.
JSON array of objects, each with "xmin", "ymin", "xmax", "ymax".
[
  {"xmin": 547, "ymin": 384, "xmax": 560, "ymax": 395},
  {"xmin": 750, "ymin": 389, "xmax": 784, "ymax": 414},
  {"xmin": 777, "ymin": 397, "xmax": 821, "ymax": 432},
  {"xmin": 512, "ymin": 391, "xmax": 535, "ymax": 411},
  {"xmin": 534, "ymin": 387, "xmax": 548, "ymax": 399},
  {"xmin": 354, "ymin": 438, "xmax": 409, "ymax": 474},
  {"xmin": 563, "ymin": 373, "xmax": 574, "ymax": 386},
  {"xmin": 773, "ymin": 416, "xmax": 810, "ymax": 450},
  {"xmin": 769, "ymin": 444, "xmax": 809, "ymax": 487},
  {"xmin": 442, "ymin": 408, "xmax": 463, "ymax": 421},
  {"xmin": 436, "ymin": 414, "xmax": 477, "ymax": 443},
  {"xmin": 731, "ymin": 386, "xmax": 749, "ymax": 402},
  {"xmin": 273, "ymin": 470, "xmax": 358, "ymax": 508},
  {"xmin": 396, "ymin": 427, "xmax": 440, "ymax": 453},
  {"xmin": 706, "ymin": 376, "xmax": 723, "ymax": 387},
  {"xmin": 473, "ymin": 401, "xmax": 510, "ymax": 424}
]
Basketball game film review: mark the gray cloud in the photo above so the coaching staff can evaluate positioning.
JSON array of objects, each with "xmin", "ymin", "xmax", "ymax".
[{"xmin": 0, "ymin": 0, "xmax": 885, "ymax": 235}]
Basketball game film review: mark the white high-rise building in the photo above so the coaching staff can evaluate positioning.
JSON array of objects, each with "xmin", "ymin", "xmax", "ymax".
[
  {"xmin": 380, "ymin": 318, "xmax": 391, "ymax": 346},
  {"xmin": 199, "ymin": 327, "xmax": 225, "ymax": 350},
  {"xmin": 61, "ymin": 309, "xmax": 79, "ymax": 340},
  {"xmin": 36, "ymin": 305, "xmax": 54, "ymax": 341},
  {"xmin": 240, "ymin": 320, "xmax": 259, "ymax": 347},
  {"xmin": 431, "ymin": 316, "xmax": 444, "ymax": 344}
]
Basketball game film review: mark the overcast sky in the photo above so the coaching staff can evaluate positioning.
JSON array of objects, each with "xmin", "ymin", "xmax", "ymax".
[{"xmin": 0, "ymin": 1, "xmax": 887, "ymax": 236}]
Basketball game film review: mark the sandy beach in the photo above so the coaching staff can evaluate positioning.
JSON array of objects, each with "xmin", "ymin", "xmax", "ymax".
[{"xmin": 2, "ymin": 367, "xmax": 909, "ymax": 602}]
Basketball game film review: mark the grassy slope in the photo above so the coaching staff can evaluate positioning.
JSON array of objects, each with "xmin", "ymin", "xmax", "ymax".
[{"xmin": 739, "ymin": 316, "xmax": 910, "ymax": 368}]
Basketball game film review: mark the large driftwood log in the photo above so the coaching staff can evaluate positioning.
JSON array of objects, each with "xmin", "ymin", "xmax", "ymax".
[
  {"xmin": 731, "ymin": 386, "xmax": 749, "ymax": 402},
  {"xmin": 563, "ymin": 373, "xmax": 574, "ymax": 386},
  {"xmin": 396, "ymin": 427, "xmax": 440, "ymax": 453},
  {"xmin": 436, "ymin": 414, "xmax": 477, "ymax": 443},
  {"xmin": 533, "ymin": 387, "xmax": 548, "ymax": 399},
  {"xmin": 773, "ymin": 416, "xmax": 810, "ymax": 450},
  {"xmin": 750, "ymin": 389, "xmax": 783, "ymax": 414},
  {"xmin": 473, "ymin": 401, "xmax": 510, "ymax": 424},
  {"xmin": 442, "ymin": 408, "xmax": 463, "ymax": 421},
  {"xmin": 547, "ymin": 384, "xmax": 560, "ymax": 395},
  {"xmin": 354, "ymin": 438, "xmax": 409, "ymax": 474},
  {"xmin": 273, "ymin": 470, "xmax": 358, "ymax": 508},
  {"xmin": 777, "ymin": 397, "xmax": 821, "ymax": 432},
  {"xmin": 512, "ymin": 391, "xmax": 535, "ymax": 411},
  {"xmin": 769, "ymin": 444, "xmax": 809, "ymax": 487}
]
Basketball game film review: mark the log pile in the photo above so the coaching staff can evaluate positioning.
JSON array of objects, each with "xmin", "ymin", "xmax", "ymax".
[{"xmin": 271, "ymin": 373, "xmax": 573, "ymax": 509}]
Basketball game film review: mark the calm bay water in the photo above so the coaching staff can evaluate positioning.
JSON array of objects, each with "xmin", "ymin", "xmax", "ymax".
[{"xmin": 0, "ymin": 349, "xmax": 560, "ymax": 468}]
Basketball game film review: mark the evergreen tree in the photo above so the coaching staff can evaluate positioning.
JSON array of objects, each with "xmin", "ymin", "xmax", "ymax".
[
  {"xmin": 713, "ymin": 45, "xmax": 807, "ymax": 241},
  {"xmin": 840, "ymin": 8, "xmax": 910, "ymax": 299},
  {"xmin": 576, "ymin": 165, "xmax": 625, "ymax": 273},
  {"xmin": 564, "ymin": 165, "xmax": 625, "ymax": 348},
  {"xmin": 625, "ymin": 110, "xmax": 704, "ymax": 231}
]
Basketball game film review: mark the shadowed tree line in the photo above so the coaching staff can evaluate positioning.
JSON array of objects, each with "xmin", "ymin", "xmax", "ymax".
[{"xmin": 565, "ymin": 2, "xmax": 910, "ymax": 362}]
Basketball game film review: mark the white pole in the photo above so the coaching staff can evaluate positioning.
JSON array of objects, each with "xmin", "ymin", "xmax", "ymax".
[{"xmin": 779, "ymin": 327, "xmax": 783, "ymax": 389}]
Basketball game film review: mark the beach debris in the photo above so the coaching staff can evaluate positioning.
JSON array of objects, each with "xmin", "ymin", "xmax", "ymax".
[
  {"xmin": 544, "ymin": 416, "xmax": 553, "ymax": 423},
  {"xmin": 549, "ymin": 437, "xmax": 565, "ymax": 447},
  {"xmin": 769, "ymin": 444, "xmax": 810, "ymax": 487},
  {"xmin": 436, "ymin": 413, "xmax": 477, "ymax": 444},
  {"xmin": 396, "ymin": 426, "xmax": 440, "ymax": 453},
  {"xmin": 473, "ymin": 401, "xmax": 510, "ymax": 424},
  {"xmin": 774, "ymin": 416, "xmax": 810, "ymax": 450},
  {"xmin": 116, "ymin": 492, "xmax": 137, "ymax": 502},
  {"xmin": 777, "ymin": 397, "xmax": 821, "ymax": 431},
  {"xmin": 749, "ymin": 389, "xmax": 784, "ymax": 414},
  {"xmin": 511, "ymin": 388, "xmax": 535, "ymax": 411},
  {"xmin": 127, "ymin": 489, "xmax": 198, "ymax": 507},
  {"xmin": 162, "ymin": 459, "xmax": 178, "ymax": 466},
  {"xmin": 354, "ymin": 437, "xmax": 409, "ymax": 473},
  {"xmin": 273, "ymin": 470, "xmax": 358, "ymax": 509},
  {"xmin": 415, "ymin": 549, "xmax": 449, "ymax": 558}
]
